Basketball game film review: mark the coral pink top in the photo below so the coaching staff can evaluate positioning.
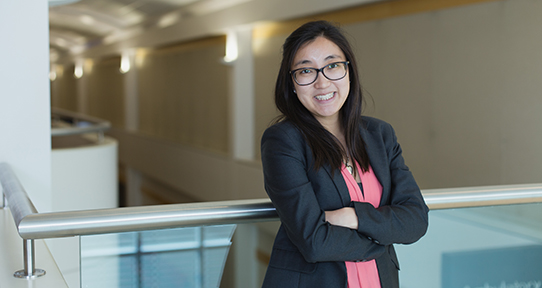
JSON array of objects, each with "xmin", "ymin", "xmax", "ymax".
[{"xmin": 341, "ymin": 162, "xmax": 382, "ymax": 288}]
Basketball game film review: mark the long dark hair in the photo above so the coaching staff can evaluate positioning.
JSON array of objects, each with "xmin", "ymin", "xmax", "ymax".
[{"xmin": 274, "ymin": 20, "xmax": 369, "ymax": 174}]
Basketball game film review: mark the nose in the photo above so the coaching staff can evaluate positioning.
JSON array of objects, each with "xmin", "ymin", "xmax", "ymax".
[{"xmin": 313, "ymin": 71, "xmax": 331, "ymax": 89}]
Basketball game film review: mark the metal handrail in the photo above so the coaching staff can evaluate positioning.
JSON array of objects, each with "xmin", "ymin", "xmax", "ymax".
[
  {"xmin": 51, "ymin": 107, "xmax": 111, "ymax": 137},
  {"xmin": 19, "ymin": 199, "xmax": 278, "ymax": 239},
  {"xmin": 0, "ymin": 163, "xmax": 38, "ymax": 228},
  {"xmin": 12, "ymin": 184, "xmax": 542, "ymax": 240},
  {"xmin": 422, "ymin": 184, "xmax": 542, "ymax": 209},
  {"xmin": 0, "ymin": 163, "xmax": 44, "ymax": 278},
  {"xmin": 2, "ymin": 161, "xmax": 542, "ymax": 277},
  {"xmin": 2, "ymin": 161, "xmax": 542, "ymax": 239}
]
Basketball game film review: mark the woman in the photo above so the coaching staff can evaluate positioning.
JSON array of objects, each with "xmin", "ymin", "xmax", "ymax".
[{"xmin": 260, "ymin": 20, "xmax": 429, "ymax": 288}]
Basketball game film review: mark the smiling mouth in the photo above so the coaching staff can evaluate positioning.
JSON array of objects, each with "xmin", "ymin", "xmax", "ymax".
[{"xmin": 314, "ymin": 92, "xmax": 334, "ymax": 101}]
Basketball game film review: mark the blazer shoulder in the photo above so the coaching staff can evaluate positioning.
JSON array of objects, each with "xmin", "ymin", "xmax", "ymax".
[
  {"xmin": 262, "ymin": 120, "xmax": 304, "ymax": 143},
  {"xmin": 361, "ymin": 116, "xmax": 394, "ymax": 133}
]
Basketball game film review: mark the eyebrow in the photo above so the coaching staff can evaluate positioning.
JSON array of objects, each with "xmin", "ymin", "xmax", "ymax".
[{"xmin": 293, "ymin": 54, "xmax": 343, "ymax": 67}]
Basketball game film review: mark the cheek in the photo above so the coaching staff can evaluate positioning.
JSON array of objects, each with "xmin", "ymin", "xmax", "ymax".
[
  {"xmin": 338, "ymin": 79, "xmax": 350, "ymax": 97},
  {"xmin": 295, "ymin": 85, "xmax": 310, "ymax": 98},
  {"xmin": 337, "ymin": 73, "xmax": 352, "ymax": 94},
  {"xmin": 295, "ymin": 91, "xmax": 309, "ymax": 104},
  {"xmin": 295, "ymin": 89, "xmax": 314, "ymax": 109}
]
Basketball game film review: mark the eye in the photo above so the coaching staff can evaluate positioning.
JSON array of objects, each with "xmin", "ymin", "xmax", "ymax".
[
  {"xmin": 326, "ymin": 63, "xmax": 340, "ymax": 69},
  {"xmin": 299, "ymin": 69, "xmax": 314, "ymax": 74}
]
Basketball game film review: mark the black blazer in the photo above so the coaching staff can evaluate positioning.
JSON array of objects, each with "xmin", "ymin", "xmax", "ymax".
[{"xmin": 260, "ymin": 116, "xmax": 429, "ymax": 288}]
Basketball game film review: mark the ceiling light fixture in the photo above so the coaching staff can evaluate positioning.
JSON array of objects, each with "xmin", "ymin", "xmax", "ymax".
[
  {"xmin": 49, "ymin": 64, "xmax": 57, "ymax": 81},
  {"xmin": 158, "ymin": 13, "xmax": 180, "ymax": 28},
  {"xmin": 80, "ymin": 15, "xmax": 95, "ymax": 25},
  {"xmin": 223, "ymin": 30, "xmax": 238, "ymax": 64},
  {"xmin": 55, "ymin": 38, "xmax": 68, "ymax": 48},
  {"xmin": 74, "ymin": 59, "xmax": 84, "ymax": 79},
  {"xmin": 120, "ymin": 51, "xmax": 132, "ymax": 74}
]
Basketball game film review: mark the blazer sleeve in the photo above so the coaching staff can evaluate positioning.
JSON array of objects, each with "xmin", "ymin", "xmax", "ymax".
[
  {"xmin": 353, "ymin": 120, "xmax": 429, "ymax": 246},
  {"xmin": 261, "ymin": 123, "xmax": 385, "ymax": 263}
]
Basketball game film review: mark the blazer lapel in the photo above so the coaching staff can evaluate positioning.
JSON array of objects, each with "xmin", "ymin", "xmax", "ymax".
[
  {"xmin": 360, "ymin": 126, "xmax": 391, "ymax": 207},
  {"xmin": 323, "ymin": 164, "xmax": 351, "ymax": 206}
]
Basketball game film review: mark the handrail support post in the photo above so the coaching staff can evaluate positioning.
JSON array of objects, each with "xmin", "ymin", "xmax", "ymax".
[{"xmin": 14, "ymin": 239, "xmax": 46, "ymax": 279}]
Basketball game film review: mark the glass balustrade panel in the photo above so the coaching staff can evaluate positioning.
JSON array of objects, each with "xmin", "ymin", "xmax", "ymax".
[
  {"xmin": 80, "ymin": 224, "xmax": 235, "ymax": 288},
  {"xmin": 395, "ymin": 202, "xmax": 542, "ymax": 288},
  {"xmin": 80, "ymin": 203, "xmax": 542, "ymax": 288}
]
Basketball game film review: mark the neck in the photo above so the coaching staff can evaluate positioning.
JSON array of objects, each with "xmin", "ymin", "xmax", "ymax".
[{"xmin": 317, "ymin": 116, "xmax": 341, "ymax": 137}]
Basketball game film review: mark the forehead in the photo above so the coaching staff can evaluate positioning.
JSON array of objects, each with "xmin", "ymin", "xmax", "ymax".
[{"xmin": 293, "ymin": 36, "xmax": 345, "ymax": 66}]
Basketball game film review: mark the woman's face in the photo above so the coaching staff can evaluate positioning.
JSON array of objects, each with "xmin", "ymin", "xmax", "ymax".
[{"xmin": 291, "ymin": 36, "xmax": 350, "ymax": 127}]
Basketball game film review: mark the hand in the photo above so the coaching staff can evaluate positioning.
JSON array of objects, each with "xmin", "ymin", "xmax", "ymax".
[{"xmin": 324, "ymin": 207, "xmax": 358, "ymax": 230}]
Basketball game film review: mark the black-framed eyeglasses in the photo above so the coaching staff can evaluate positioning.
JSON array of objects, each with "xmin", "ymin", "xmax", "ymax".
[{"xmin": 290, "ymin": 61, "xmax": 349, "ymax": 86}]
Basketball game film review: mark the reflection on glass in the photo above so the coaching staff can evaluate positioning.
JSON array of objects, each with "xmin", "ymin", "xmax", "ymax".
[
  {"xmin": 81, "ymin": 225, "xmax": 236, "ymax": 288},
  {"xmin": 395, "ymin": 203, "xmax": 542, "ymax": 288},
  {"xmin": 79, "ymin": 203, "xmax": 542, "ymax": 288}
]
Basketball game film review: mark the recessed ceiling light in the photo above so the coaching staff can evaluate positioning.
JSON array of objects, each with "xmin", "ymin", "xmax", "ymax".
[
  {"xmin": 55, "ymin": 38, "xmax": 67, "ymax": 47},
  {"xmin": 80, "ymin": 15, "xmax": 96, "ymax": 25},
  {"xmin": 158, "ymin": 13, "xmax": 180, "ymax": 28}
]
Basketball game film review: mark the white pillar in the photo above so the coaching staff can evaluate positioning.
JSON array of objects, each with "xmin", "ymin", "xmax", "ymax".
[
  {"xmin": 0, "ymin": 0, "xmax": 52, "ymax": 213},
  {"xmin": 223, "ymin": 25, "xmax": 260, "ymax": 288},
  {"xmin": 228, "ymin": 26, "xmax": 255, "ymax": 161}
]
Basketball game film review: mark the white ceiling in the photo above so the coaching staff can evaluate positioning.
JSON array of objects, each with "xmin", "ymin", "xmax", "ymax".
[
  {"xmin": 49, "ymin": 0, "xmax": 253, "ymax": 60},
  {"xmin": 49, "ymin": 0, "xmax": 384, "ymax": 63}
]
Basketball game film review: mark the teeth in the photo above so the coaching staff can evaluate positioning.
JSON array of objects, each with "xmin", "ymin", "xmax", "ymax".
[{"xmin": 315, "ymin": 92, "xmax": 334, "ymax": 101}]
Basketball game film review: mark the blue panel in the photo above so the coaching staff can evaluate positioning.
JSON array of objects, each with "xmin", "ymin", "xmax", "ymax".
[{"xmin": 442, "ymin": 245, "xmax": 542, "ymax": 288}]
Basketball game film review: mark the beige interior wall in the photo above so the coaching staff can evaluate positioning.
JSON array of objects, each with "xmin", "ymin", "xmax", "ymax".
[
  {"xmin": 137, "ymin": 37, "xmax": 230, "ymax": 155},
  {"xmin": 86, "ymin": 57, "xmax": 126, "ymax": 128},
  {"xmin": 51, "ymin": 65, "xmax": 77, "ymax": 111},
  {"xmin": 253, "ymin": 35, "xmax": 285, "ymax": 159},
  {"xmin": 252, "ymin": 0, "xmax": 542, "ymax": 189},
  {"xmin": 49, "ymin": 36, "xmax": 230, "ymax": 156},
  {"xmin": 346, "ymin": 0, "xmax": 542, "ymax": 189}
]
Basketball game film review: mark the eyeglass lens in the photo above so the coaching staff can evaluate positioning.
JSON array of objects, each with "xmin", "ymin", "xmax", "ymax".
[{"xmin": 293, "ymin": 62, "xmax": 348, "ymax": 86}]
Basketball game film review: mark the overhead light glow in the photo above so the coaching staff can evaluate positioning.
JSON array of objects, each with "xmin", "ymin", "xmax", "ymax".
[
  {"xmin": 158, "ymin": 13, "xmax": 179, "ymax": 28},
  {"xmin": 80, "ymin": 15, "xmax": 95, "ymax": 25},
  {"xmin": 135, "ymin": 49, "xmax": 148, "ymax": 68},
  {"xmin": 50, "ymin": 70, "xmax": 57, "ymax": 81},
  {"xmin": 50, "ymin": 64, "xmax": 57, "ymax": 81},
  {"xmin": 223, "ymin": 30, "xmax": 238, "ymax": 63},
  {"xmin": 55, "ymin": 38, "xmax": 67, "ymax": 48},
  {"xmin": 74, "ymin": 60, "xmax": 84, "ymax": 79},
  {"xmin": 120, "ymin": 51, "xmax": 131, "ymax": 73},
  {"xmin": 70, "ymin": 45, "xmax": 85, "ymax": 54}
]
